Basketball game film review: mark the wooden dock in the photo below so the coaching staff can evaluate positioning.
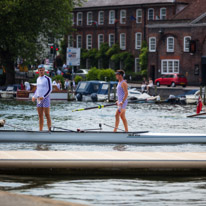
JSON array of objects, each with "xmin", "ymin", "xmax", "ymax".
[{"xmin": 1, "ymin": 151, "xmax": 206, "ymax": 176}]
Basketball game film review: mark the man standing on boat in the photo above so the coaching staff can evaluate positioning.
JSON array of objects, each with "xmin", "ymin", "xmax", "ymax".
[
  {"xmin": 32, "ymin": 65, "xmax": 52, "ymax": 131},
  {"xmin": 114, "ymin": 70, "xmax": 128, "ymax": 132}
]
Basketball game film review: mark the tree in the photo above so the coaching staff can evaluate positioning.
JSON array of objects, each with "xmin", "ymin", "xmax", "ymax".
[
  {"xmin": 139, "ymin": 40, "xmax": 148, "ymax": 71},
  {"xmin": 0, "ymin": 0, "xmax": 82, "ymax": 85}
]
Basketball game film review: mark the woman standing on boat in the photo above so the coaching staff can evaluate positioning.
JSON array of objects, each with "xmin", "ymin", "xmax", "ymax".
[
  {"xmin": 114, "ymin": 70, "xmax": 128, "ymax": 132},
  {"xmin": 32, "ymin": 65, "xmax": 52, "ymax": 131}
]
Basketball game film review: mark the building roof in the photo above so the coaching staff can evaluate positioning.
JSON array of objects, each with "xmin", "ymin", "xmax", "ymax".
[
  {"xmin": 76, "ymin": 0, "xmax": 188, "ymax": 9},
  {"xmin": 174, "ymin": 0, "xmax": 206, "ymax": 20}
]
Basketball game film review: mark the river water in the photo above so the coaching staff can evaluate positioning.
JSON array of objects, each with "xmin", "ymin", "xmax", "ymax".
[{"xmin": 0, "ymin": 100, "xmax": 206, "ymax": 205}]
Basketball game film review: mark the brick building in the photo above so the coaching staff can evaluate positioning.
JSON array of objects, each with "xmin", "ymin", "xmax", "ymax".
[
  {"xmin": 70, "ymin": 0, "xmax": 203, "ymax": 85},
  {"xmin": 147, "ymin": 0, "xmax": 206, "ymax": 85}
]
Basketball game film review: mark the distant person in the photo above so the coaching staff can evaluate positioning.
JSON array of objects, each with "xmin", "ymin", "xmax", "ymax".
[
  {"xmin": 32, "ymin": 65, "xmax": 52, "ymax": 131},
  {"xmin": 52, "ymin": 80, "xmax": 57, "ymax": 85},
  {"xmin": 24, "ymin": 81, "xmax": 30, "ymax": 91},
  {"xmin": 114, "ymin": 70, "xmax": 128, "ymax": 132},
  {"xmin": 57, "ymin": 68, "xmax": 61, "ymax": 75},
  {"xmin": 64, "ymin": 79, "xmax": 70, "ymax": 90},
  {"xmin": 57, "ymin": 80, "xmax": 62, "ymax": 90},
  {"xmin": 141, "ymin": 77, "xmax": 147, "ymax": 93},
  {"xmin": 20, "ymin": 80, "xmax": 25, "ymax": 90},
  {"xmin": 73, "ymin": 80, "xmax": 76, "ymax": 90},
  {"xmin": 63, "ymin": 64, "xmax": 67, "ymax": 69},
  {"xmin": 147, "ymin": 78, "xmax": 154, "ymax": 92}
]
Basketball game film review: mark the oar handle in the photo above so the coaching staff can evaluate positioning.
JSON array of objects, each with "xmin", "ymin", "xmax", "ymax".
[{"xmin": 72, "ymin": 103, "xmax": 117, "ymax": 112}]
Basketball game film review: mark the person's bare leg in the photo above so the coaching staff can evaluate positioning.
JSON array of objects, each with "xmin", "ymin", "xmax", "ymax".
[
  {"xmin": 120, "ymin": 109, "xmax": 128, "ymax": 132},
  {"xmin": 37, "ymin": 107, "xmax": 44, "ymax": 131},
  {"xmin": 114, "ymin": 109, "xmax": 120, "ymax": 132},
  {"xmin": 44, "ymin": 107, "xmax": 51, "ymax": 131}
]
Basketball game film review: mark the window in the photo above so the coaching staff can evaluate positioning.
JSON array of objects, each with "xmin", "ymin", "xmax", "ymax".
[
  {"xmin": 86, "ymin": 34, "xmax": 92, "ymax": 50},
  {"xmin": 184, "ymin": 36, "xmax": 191, "ymax": 52},
  {"xmin": 120, "ymin": 10, "xmax": 126, "ymax": 24},
  {"xmin": 109, "ymin": 10, "xmax": 115, "ymax": 24},
  {"xmin": 161, "ymin": 60, "xmax": 179, "ymax": 74},
  {"xmin": 136, "ymin": 9, "xmax": 142, "ymax": 23},
  {"xmin": 98, "ymin": 34, "xmax": 104, "ymax": 49},
  {"xmin": 135, "ymin": 32, "xmax": 142, "ymax": 49},
  {"xmin": 76, "ymin": 35, "xmax": 82, "ymax": 48},
  {"xmin": 120, "ymin": 33, "xmax": 126, "ymax": 50},
  {"xmin": 109, "ymin": 34, "xmax": 115, "ymax": 47},
  {"xmin": 98, "ymin": 11, "xmax": 104, "ymax": 25},
  {"xmin": 149, "ymin": 37, "xmax": 156, "ymax": 52},
  {"xmin": 148, "ymin": 8, "xmax": 154, "ymax": 20},
  {"xmin": 68, "ymin": 35, "xmax": 73, "ymax": 47},
  {"xmin": 135, "ymin": 58, "xmax": 141, "ymax": 72},
  {"xmin": 71, "ymin": 13, "xmax": 74, "ymax": 25},
  {"xmin": 167, "ymin": 37, "xmax": 174, "ymax": 52},
  {"xmin": 87, "ymin": 12, "xmax": 93, "ymax": 25},
  {"xmin": 77, "ymin": 12, "xmax": 83, "ymax": 26},
  {"xmin": 160, "ymin": 8, "xmax": 166, "ymax": 20}
]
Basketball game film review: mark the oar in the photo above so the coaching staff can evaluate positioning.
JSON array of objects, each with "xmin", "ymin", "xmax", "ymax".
[
  {"xmin": 72, "ymin": 103, "xmax": 116, "ymax": 112},
  {"xmin": 187, "ymin": 112, "xmax": 206, "ymax": 118}
]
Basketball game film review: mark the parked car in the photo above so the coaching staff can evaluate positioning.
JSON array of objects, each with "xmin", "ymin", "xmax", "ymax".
[
  {"xmin": 155, "ymin": 74, "xmax": 187, "ymax": 87},
  {"xmin": 74, "ymin": 69, "xmax": 88, "ymax": 78}
]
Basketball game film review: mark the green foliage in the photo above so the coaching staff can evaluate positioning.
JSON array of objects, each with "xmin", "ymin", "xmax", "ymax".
[
  {"xmin": 106, "ymin": 44, "xmax": 121, "ymax": 56},
  {"xmin": 86, "ymin": 67, "xmax": 99, "ymax": 80},
  {"xmin": 98, "ymin": 69, "xmax": 116, "ymax": 81},
  {"xmin": 86, "ymin": 67, "xmax": 115, "ymax": 81},
  {"xmin": 52, "ymin": 75, "xmax": 64, "ymax": 86},
  {"xmin": 0, "ymin": 0, "xmax": 83, "ymax": 84},
  {"xmin": 139, "ymin": 41, "xmax": 148, "ymax": 71},
  {"xmin": 74, "ymin": 75, "xmax": 83, "ymax": 84}
]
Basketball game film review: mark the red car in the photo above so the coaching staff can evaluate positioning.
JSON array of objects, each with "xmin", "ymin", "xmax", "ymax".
[{"xmin": 155, "ymin": 74, "xmax": 187, "ymax": 87}]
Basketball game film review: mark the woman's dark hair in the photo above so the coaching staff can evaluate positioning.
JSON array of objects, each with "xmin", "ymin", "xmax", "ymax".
[{"xmin": 116, "ymin": 70, "xmax": 125, "ymax": 76}]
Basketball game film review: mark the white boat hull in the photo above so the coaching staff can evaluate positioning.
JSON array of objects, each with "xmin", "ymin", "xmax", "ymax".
[
  {"xmin": 29, "ymin": 92, "xmax": 69, "ymax": 100},
  {"xmin": 0, "ymin": 131, "xmax": 206, "ymax": 144}
]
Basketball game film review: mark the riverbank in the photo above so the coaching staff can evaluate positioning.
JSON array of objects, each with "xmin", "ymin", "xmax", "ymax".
[{"xmin": 0, "ymin": 190, "xmax": 85, "ymax": 206}]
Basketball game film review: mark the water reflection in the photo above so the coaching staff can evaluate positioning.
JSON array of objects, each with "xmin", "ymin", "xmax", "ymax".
[{"xmin": 1, "ymin": 175, "xmax": 206, "ymax": 205}]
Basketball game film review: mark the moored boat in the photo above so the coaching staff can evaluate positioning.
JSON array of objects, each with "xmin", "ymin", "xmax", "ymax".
[{"xmin": 0, "ymin": 130, "xmax": 206, "ymax": 144}]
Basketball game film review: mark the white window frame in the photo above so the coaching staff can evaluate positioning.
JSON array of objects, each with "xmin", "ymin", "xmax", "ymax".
[
  {"xmin": 71, "ymin": 13, "xmax": 74, "ymax": 25},
  {"xmin": 149, "ymin": 37, "xmax": 156, "ymax": 52},
  {"xmin": 68, "ymin": 35, "xmax": 73, "ymax": 48},
  {"xmin": 135, "ymin": 32, "xmax": 142, "ymax": 50},
  {"xmin": 161, "ymin": 60, "xmax": 179, "ymax": 74},
  {"xmin": 148, "ymin": 8, "xmax": 154, "ymax": 20},
  {"xmin": 184, "ymin": 36, "xmax": 191, "ymax": 52},
  {"xmin": 98, "ymin": 11, "xmax": 104, "ymax": 25},
  {"xmin": 109, "ymin": 10, "xmax": 115, "ymax": 24},
  {"xmin": 160, "ymin": 8, "xmax": 167, "ymax": 20},
  {"xmin": 87, "ymin": 12, "xmax": 93, "ymax": 25},
  {"xmin": 136, "ymin": 9, "xmax": 142, "ymax": 23},
  {"xmin": 135, "ymin": 58, "xmax": 141, "ymax": 72},
  {"xmin": 109, "ymin": 33, "xmax": 115, "ymax": 47},
  {"xmin": 77, "ymin": 12, "xmax": 83, "ymax": 26},
  {"xmin": 86, "ymin": 34, "xmax": 92, "ymax": 50},
  {"xmin": 167, "ymin": 37, "xmax": 174, "ymax": 52},
  {"xmin": 120, "ymin": 33, "xmax": 126, "ymax": 50},
  {"xmin": 98, "ymin": 34, "xmax": 104, "ymax": 49},
  {"xmin": 76, "ymin": 35, "xmax": 82, "ymax": 48},
  {"xmin": 120, "ymin": 10, "xmax": 127, "ymax": 24}
]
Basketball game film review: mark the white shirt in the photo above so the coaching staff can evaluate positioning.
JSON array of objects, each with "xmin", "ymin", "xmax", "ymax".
[
  {"xmin": 53, "ymin": 80, "xmax": 57, "ymax": 85},
  {"xmin": 57, "ymin": 83, "xmax": 61, "ymax": 90},
  {"xmin": 57, "ymin": 69, "xmax": 61, "ymax": 75},
  {"xmin": 33, "ymin": 75, "xmax": 52, "ymax": 98},
  {"xmin": 24, "ymin": 82, "xmax": 30, "ymax": 91}
]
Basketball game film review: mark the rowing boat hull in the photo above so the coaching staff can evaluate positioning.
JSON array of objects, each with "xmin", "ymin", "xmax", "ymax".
[{"xmin": 0, "ymin": 131, "xmax": 206, "ymax": 144}]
